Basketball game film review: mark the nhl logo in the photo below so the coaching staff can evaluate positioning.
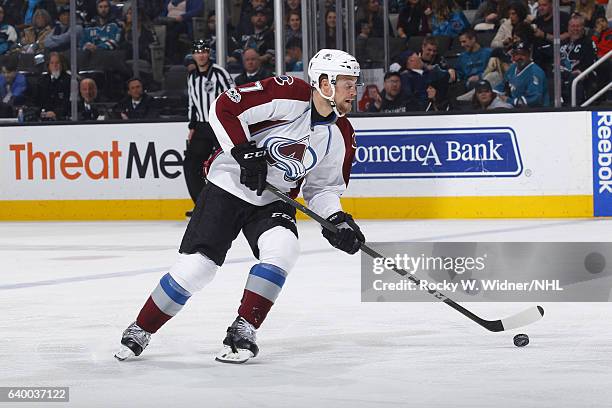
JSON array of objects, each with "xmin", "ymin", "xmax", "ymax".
[{"xmin": 204, "ymin": 81, "xmax": 214, "ymax": 93}]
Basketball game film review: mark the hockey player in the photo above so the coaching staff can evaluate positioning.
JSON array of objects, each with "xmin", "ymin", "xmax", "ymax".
[{"xmin": 115, "ymin": 49, "xmax": 366, "ymax": 364}]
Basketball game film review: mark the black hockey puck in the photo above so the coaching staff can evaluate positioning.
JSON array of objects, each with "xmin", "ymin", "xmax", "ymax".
[{"xmin": 513, "ymin": 333, "xmax": 529, "ymax": 347}]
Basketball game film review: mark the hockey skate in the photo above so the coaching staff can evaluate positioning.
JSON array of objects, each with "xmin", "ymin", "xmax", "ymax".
[
  {"xmin": 114, "ymin": 322, "xmax": 151, "ymax": 361},
  {"xmin": 215, "ymin": 317, "xmax": 259, "ymax": 364}
]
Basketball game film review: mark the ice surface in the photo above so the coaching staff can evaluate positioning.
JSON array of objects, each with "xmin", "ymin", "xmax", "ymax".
[{"xmin": 1, "ymin": 218, "xmax": 611, "ymax": 408}]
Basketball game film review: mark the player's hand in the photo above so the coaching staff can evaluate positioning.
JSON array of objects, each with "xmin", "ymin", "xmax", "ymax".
[
  {"xmin": 231, "ymin": 141, "xmax": 268, "ymax": 196},
  {"xmin": 322, "ymin": 211, "xmax": 365, "ymax": 255}
]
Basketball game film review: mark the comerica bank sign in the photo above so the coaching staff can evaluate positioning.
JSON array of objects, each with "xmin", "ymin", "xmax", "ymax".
[{"xmin": 352, "ymin": 127, "xmax": 523, "ymax": 179}]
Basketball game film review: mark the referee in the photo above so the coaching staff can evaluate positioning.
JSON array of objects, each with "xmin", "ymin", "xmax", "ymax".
[{"xmin": 184, "ymin": 39, "xmax": 234, "ymax": 215}]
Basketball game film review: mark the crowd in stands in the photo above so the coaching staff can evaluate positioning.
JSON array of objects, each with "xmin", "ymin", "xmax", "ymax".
[{"xmin": 0, "ymin": 0, "xmax": 610, "ymax": 122}]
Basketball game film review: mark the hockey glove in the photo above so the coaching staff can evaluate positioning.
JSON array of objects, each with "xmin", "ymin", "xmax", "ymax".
[
  {"xmin": 322, "ymin": 211, "xmax": 365, "ymax": 255},
  {"xmin": 231, "ymin": 141, "xmax": 268, "ymax": 196}
]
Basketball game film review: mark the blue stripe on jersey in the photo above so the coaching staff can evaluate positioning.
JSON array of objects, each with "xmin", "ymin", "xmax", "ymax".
[
  {"xmin": 159, "ymin": 273, "xmax": 191, "ymax": 305},
  {"xmin": 249, "ymin": 263, "xmax": 287, "ymax": 288}
]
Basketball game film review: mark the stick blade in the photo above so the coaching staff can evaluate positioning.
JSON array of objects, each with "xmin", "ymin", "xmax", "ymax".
[{"xmin": 491, "ymin": 305, "xmax": 544, "ymax": 332}]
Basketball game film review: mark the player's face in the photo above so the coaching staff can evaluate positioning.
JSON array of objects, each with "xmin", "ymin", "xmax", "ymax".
[
  {"xmin": 333, "ymin": 75, "xmax": 359, "ymax": 115},
  {"xmin": 193, "ymin": 49, "xmax": 210, "ymax": 67}
]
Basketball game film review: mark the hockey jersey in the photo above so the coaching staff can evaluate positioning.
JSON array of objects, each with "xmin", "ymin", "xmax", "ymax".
[
  {"xmin": 494, "ymin": 62, "xmax": 549, "ymax": 107},
  {"xmin": 208, "ymin": 75, "xmax": 356, "ymax": 219}
]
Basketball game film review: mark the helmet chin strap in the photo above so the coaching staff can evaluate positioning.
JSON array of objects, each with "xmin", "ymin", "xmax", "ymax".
[{"xmin": 315, "ymin": 83, "xmax": 345, "ymax": 118}]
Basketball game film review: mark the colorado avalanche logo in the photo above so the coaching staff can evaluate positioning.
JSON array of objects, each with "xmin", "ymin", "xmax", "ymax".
[{"xmin": 264, "ymin": 136, "xmax": 317, "ymax": 181}]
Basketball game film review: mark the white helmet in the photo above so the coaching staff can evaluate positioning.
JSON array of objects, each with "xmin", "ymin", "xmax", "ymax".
[{"xmin": 308, "ymin": 49, "xmax": 361, "ymax": 117}]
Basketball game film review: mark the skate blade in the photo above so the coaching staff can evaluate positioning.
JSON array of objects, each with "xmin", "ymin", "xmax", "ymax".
[
  {"xmin": 215, "ymin": 346, "xmax": 254, "ymax": 364},
  {"xmin": 114, "ymin": 345, "xmax": 136, "ymax": 361}
]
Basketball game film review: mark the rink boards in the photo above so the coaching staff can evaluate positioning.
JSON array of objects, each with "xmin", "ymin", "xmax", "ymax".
[{"xmin": 0, "ymin": 110, "xmax": 610, "ymax": 220}]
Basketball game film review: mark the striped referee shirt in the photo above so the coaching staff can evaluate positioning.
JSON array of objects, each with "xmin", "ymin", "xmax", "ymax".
[{"xmin": 187, "ymin": 63, "xmax": 234, "ymax": 128}]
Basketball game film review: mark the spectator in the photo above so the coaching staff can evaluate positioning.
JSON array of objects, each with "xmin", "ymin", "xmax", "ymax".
[
  {"xmin": 285, "ymin": 0, "xmax": 300, "ymax": 15},
  {"xmin": 0, "ymin": 6, "xmax": 17, "ymax": 55},
  {"xmin": 397, "ymin": 0, "xmax": 431, "ymax": 38},
  {"xmin": 592, "ymin": 15, "xmax": 611, "ymax": 95},
  {"xmin": 161, "ymin": 0, "xmax": 204, "ymax": 36},
  {"xmin": 494, "ymin": 41, "xmax": 549, "ymax": 107},
  {"xmin": 1, "ymin": 0, "xmax": 24, "ymax": 26},
  {"xmin": 490, "ymin": 3, "xmax": 528, "ymax": 49},
  {"xmin": 472, "ymin": 0, "xmax": 507, "ymax": 30},
  {"xmin": 120, "ymin": 1, "xmax": 157, "ymax": 62},
  {"xmin": 560, "ymin": 15, "xmax": 597, "ymax": 74},
  {"xmin": 457, "ymin": 29, "xmax": 492, "ymax": 90},
  {"xmin": 325, "ymin": 9, "xmax": 337, "ymax": 47},
  {"xmin": 560, "ymin": 14, "xmax": 598, "ymax": 104},
  {"xmin": 0, "ymin": 57, "xmax": 27, "ymax": 107},
  {"xmin": 81, "ymin": 0, "xmax": 122, "ymax": 51},
  {"xmin": 23, "ymin": 0, "xmax": 56, "ymax": 26},
  {"xmin": 284, "ymin": 36, "xmax": 303, "ymax": 71},
  {"xmin": 235, "ymin": 6, "xmax": 275, "ymax": 69},
  {"xmin": 203, "ymin": 12, "xmax": 239, "ymax": 67},
  {"xmin": 73, "ymin": 0, "xmax": 97, "ymax": 24},
  {"xmin": 20, "ymin": 8, "xmax": 53, "ymax": 53},
  {"xmin": 34, "ymin": 52, "xmax": 70, "ymax": 120},
  {"xmin": 592, "ymin": 15, "xmax": 611, "ymax": 58},
  {"xmin": 358, "ymin": 84, "xmax": 380, "ymax": 111},
  {"xmin": 357, "ymin": 18, "xmax": 372, "ymax": 38},
  {"xmin": 369, "ymin": 71, "xmax": 414, "ymax": 112},
  {"xmin": 429, "ymin": 0, "xmax": 469, "ymax": 38},
  {"xmin": 425, "ymin": 82, "xmax": 450, "ymax": 111},
  {"xmin": 356, "ymin": 0, "xmax": 395, "ymax": 38},
  {"xmin": 78, "ymin": 77, "xmax": 104, "ymax": 120},
  {"xmin": 533, "ymin": 0, "xmax": 570, "ymax": 76},
  {"xmin": 136, "ymin": 0, "xmax": 164, "ymax": 22},
  {"xmin": 471, "ymin": 78, "xmax": 513, "ymax": 109},
  {"xmin": 234, "ymin": 47, "xmax": 273, "ymax": 85},
  {"xmin": 574, "ymin": 0, "xmax": 606, "ymax": 30},
  {"xmin": 44, "ymin": 5, "xmax": 83, "ymax": 52},
  {"xmin": 420, "ymin": 36, "xmax": 456, "ymax": 81},
  {"xmin": 236, "ymin": 0, "xmax": 270, "ymax": 36},
  {"xmin": 285, "ymin": 10, "xmax": 301, "ymax": 44},
  {"xmin": 160, "ymin": 0, "xmax": 203, "ymax": 62},
  {"xmin": 113, "ymin": 77, "xmax": 157, "ymax": 119},
  {"xmin": 400, "ymin": 50, "xmax": 450, "ymax": 109}
]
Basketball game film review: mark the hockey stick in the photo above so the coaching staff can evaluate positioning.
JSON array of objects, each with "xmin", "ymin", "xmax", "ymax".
[{"xmin": 265, "ymin": 182, "xmax": 544, "ymax": 332}]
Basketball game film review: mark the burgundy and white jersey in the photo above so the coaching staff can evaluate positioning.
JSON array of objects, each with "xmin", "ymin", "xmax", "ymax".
[{"xmin": 208, "ymin": 75, "xmax": 355, "ymax": 218}]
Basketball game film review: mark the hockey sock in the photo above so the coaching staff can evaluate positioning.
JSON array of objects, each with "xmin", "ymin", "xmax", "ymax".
[
  {"xmin": 238, "ymin": 263, "xmax": 287, "ymax": 329},
  {"xmin": 136, "ymin": 273, "xmax": 192, "ymax": 333}
]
